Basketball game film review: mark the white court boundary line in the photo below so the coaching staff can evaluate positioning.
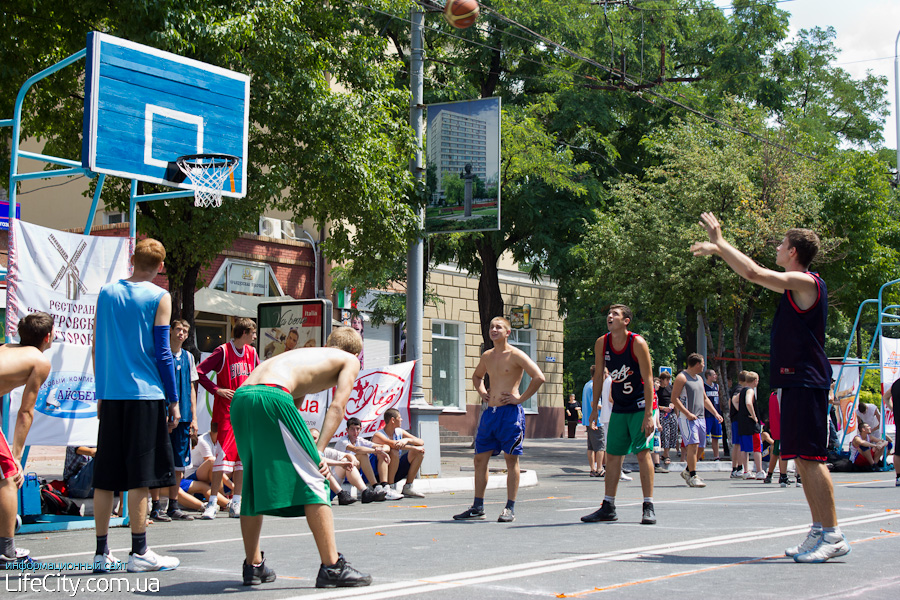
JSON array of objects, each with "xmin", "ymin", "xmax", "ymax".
[{"xmin": 292, "ymin": 510, "xmax": 900, "ymax": 600}]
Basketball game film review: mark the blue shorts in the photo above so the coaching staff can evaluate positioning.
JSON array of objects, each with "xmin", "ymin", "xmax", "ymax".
[
  {"xmin": 368, "ymin": 452, "xmax": 412, "ymax": 482},
  {"xmin": 739, "ymin": 433, "xmax": 762, "ymax": 453},
  {"xmin": 169, "ymin": 422, "xmax": 192, "ymax": 470},
  {"xmin": 475, "ymin": 404, "xmax": 525, "ymax": 456},
  {"xmin": 705, "ymin": 414, "xmax": 722, "ymax": 438},
  {"xmin": 732, "ymin": 423, "xmax": 741, "ymax": 446},
  {"xmin": 179, "ymin": 472, "xmax": 197, "ymax": 492}
]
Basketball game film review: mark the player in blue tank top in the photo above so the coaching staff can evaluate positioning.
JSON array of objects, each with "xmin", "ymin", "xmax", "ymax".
[{"xmin": 692, "ymin": 212, "xmax": 848, "ymax": 563}]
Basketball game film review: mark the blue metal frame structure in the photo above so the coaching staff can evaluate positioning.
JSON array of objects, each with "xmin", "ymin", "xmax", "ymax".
[
  {"xmin": 2, "ymin": 49, "xmax": 193, "ymax": 531},
  {"xmin": 832, "ymin": 278, "xmax": 900, "ymax": 471}
]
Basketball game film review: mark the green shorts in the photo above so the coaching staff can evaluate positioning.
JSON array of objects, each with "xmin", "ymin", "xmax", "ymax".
[
  {"xmin": 606, "ymin": 411, "xmax": 654, "ymax": 456},
  {"xmin": 231, "ymin": 384, "xmax": 329, "ymax": 517}
]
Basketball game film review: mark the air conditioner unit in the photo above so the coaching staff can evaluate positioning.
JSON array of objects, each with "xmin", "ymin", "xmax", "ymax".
[
  {"xmin": 281, "ymin": 220, "xmax": 300, "ymax": 240},
  {"xmin": 259, "ymin": 216, "xmax": 282, "ymax": 239}
]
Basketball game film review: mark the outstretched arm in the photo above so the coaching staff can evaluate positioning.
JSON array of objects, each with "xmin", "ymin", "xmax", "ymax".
[{"xmin": 691, "ymin": 212, "xmax": 817, "ymax": 296}]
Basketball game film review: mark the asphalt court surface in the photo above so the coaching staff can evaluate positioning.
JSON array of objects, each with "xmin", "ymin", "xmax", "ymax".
[{"xmin": 9, "ymin": 454, "xmax": 900, "ymax": 599}]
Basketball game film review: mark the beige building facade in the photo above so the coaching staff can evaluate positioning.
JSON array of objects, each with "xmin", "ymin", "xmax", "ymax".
[{"xmin": 423, "ymin": 261, "xmax": 564, "ymax": 439}]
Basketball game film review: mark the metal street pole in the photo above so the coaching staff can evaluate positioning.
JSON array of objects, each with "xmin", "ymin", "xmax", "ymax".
[
  {"xmin": 894, "ymin": 30, "xmax": 900, "ymax": 184},
  {"xmin": 408, "ymin": 6, "xmax": 442, "ymax": 475}
]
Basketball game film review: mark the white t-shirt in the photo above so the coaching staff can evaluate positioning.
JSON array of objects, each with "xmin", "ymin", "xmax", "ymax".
[
  {"xmin": 322, "ymin": 447, "xmax": 350, "ymax": 462},
  {"xmin": 187, "ymin": 432, "xmax": 218, "ymax": 478},
  {"xmin": 600, "ymin": 376, "xmax": 613, "ymax": 424},
  {"xmin": 334, "ymin": 436, "xmax": 375, "ymax": 454},
  {"xmin": 856, "ymin": 403, "xmax": 880, "ymax": 433}
]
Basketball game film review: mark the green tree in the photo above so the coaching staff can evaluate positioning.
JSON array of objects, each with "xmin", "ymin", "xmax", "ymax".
[{"xmin": 1, "ymin": 0, "xmax": 419, "ymax": 334}]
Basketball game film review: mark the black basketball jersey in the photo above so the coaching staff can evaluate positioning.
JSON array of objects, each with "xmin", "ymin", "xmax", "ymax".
[
  {"xmin": 770, "ymin": 272, "xmax": 830, "ymax": 389},
  {"xmin": 603, "ymin": 332, "xmax": 646, "ymax": 413}
]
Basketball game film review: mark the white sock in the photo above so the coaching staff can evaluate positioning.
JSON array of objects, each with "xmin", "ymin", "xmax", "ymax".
[{"xmin": 643, "ymin": 497, "xmax": 653, "ymax": 503}]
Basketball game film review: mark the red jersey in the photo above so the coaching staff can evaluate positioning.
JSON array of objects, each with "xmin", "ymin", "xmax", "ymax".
[{"xmin": 198, "ymin": 341, "xmax": 259, "ymax": 426}]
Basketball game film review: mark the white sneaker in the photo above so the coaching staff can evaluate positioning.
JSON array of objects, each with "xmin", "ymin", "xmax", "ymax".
[
  {"xmin": 619, "ymin": 473, "xmax": 633, "ymax": 482},
  {"xmin": 755, "ymin": 470, "xmax": 766, "ymax": 480},
  {"xmin": 785, "ymin": 527, "xmax": 823, "ymax": 557},
  {"xmin": 401, "ymin": 483, "xmax": 425, "ymax": 498},
  {"xmin": 794, "ymin": 533, "xmax": 851, "ymax": 563},
  {"xmin": 93, "ymin": 552, "xmax": 122, "ymax": 573},
  {"xmin": 229, "ymin": 498, "xmax": 241, "ymax": 518},
  {"xmin": 127, "ymin": 549, "xmax": 180, "ymax": 572},
  {"xmin": 201, "ymin": 502, "xmax": 217, "ymax": 520},
  {"xmin": 688, "ymin": 475, "xmax": 706, "ymax": 488},
  {"xmin": 383, "ymin": 486, "xmax": 403, "ymax": 501},
  {"xmin": 742, "ymin": 471, "xmax": 754, "ymax": 480}
]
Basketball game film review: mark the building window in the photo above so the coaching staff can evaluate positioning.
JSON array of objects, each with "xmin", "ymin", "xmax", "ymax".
[
  {"xmin": 431, "ymin": 320, "xmax": 465, "ymax": 410},
  {"xmin": 509, "ymin": 329, "xmax": 538, "ymax": 414},
  {"xmin": 104, "ymin": 211, "xmax": 125, "ymax": 225}
]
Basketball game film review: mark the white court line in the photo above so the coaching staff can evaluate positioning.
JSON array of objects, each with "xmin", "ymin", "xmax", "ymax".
[
  {"xmin": 290, "ymin": 511, "xmax": 900, "ymax": 600},
  {"xmin": 558, "ymin": 489, "xmax": 785, "ymax": 512},
  {"xmin": 33, "ymin": 521, "xmax": 425, "ymax": 562}
]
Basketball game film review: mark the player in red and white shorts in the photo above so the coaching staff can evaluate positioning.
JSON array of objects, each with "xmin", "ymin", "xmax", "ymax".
[
  {"xmin": 197, "ymin": 317, "xmax": 259, "ymax": 519},
  {"xmin": 0, "ymin": 313, "xmax": 54, "ymax": 566}
]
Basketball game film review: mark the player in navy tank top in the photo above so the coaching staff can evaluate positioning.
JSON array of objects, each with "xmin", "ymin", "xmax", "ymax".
[
  {"xmin": 692, "ymin": 212, "xmax": 848, "ymax": 563},
  {"xmin": 582, "ymin": 305, "xmax": 657, "ymax": 526}
]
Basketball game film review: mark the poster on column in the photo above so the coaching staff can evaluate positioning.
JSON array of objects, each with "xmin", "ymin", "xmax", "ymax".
[
  {"xmin": 831, "ymin": 361, "xmax": 860, "ymax": 452},
  {"xmin": 294, "ymin": 361, "xmax": 415, "ymax": 443},
  {"xmin": 878, "ymin": 337, "xmax": 898, "ymax": 440},
  {"xmin": 4, "ymin": 220, "xmax": 132, "ymax": 446}
]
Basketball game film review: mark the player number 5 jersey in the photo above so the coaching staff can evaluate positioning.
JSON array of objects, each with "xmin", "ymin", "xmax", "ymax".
[{"xmin": 603, "ymin": 332, "xmax": 646, "ymax": 414}]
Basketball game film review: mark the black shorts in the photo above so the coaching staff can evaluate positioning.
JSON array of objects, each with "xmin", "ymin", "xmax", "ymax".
[
  {"xmin": 780, "ymin": 387, "xmax": 828, "ymax": 462},
  {"xmin": 93, "ymin": 399, "xmax": 176, "ymax": 492}
]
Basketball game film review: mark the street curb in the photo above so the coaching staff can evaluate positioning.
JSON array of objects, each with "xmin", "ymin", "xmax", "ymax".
[{"xmin": 415, "ymin": 469, "xmax": 539, "ymax": 494}]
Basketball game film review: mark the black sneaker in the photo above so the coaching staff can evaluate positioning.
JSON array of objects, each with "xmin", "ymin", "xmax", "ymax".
[
  {"xmin": 360, "ymin": 488, "xmax": 376, "ymax": 504},
  {"xmin": 763, "ymin": 473, "xmax": 772, "ymax": 484},
  {"xmin": 795, "ymin": 474, "xmax": 802, "ymax": 488},
  {"xmin": 779, "ymin": 474, "xmax": 790, "ymax": 487},
  {"xmin": 581, "ymin": 500, "xmax": 617, "ymax": 522},
  {"xmin": 453, "ymin": 506, "xmax": 486, "ymax": 520},
  {"xmin": 337, "ymin": 491, "xmax": 357, "ymax": 506},
  {"xmin": 149, "ymin": 509, "xmax": 172, "ymax": 522},
  {"xmin": 641, "ymin": 502, "xmax": 656, "ymax": 525},
  {"xmin": 167, "ymin": 507, "xmax": 194, "ymax": 521},
  {"xmin": 242, "ymin": 553, "xmax": 276, "ymax": 586},
  {"xmin": 315, "ymin": 554, "xmax": 372, "ymax": 588}
]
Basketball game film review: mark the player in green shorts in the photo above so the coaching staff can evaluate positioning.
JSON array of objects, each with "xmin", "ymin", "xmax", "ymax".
[
  {"xmin": 582, "ymin": 305, "xmax": 657, "ymax": 525},
  {"xmin": 230, "ymin": 327, "xmax": 371, "ymax": 588}
]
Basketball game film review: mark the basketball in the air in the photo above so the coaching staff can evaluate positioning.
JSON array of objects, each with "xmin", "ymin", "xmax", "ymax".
[{"xmin": 443, "ymin": 0, "xmax": 480, "ymax": 29}]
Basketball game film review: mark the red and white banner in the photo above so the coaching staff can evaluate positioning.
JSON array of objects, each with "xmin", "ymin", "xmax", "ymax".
[
  {"xmin": 5, "ymin": 220, "xmax": 132, "ymax": 446},
  {"xmin": 878, "ymin": 337, "xmax": 898, "ymax": 439},
  {"xmin": 297, "ymin": 361, "xmax": 415, "ymax": 443}
]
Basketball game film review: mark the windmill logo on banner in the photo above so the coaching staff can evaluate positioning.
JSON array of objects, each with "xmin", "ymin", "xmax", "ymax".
[{"xmin": 49, "ymin": 234, "xmax": 88, "ymax": 301}]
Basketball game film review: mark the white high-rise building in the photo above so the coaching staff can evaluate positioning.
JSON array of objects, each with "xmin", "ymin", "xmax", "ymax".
[{"xmin": 427, "ymin": 110, "xmax": 488, "ymax": 200}]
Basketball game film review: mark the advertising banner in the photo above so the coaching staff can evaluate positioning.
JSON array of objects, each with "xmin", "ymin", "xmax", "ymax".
[
  {"xmin": 5, "ymin": 220, "xmax": 131, "ymax": 446},
  {"xmin": 425, "ymin": 97, "xmax": 501, "ymax": 234},
  {"xmin": 831, "ymin": 362, "xmax": 860, "ymax": 452},
  {"xmin": 297, "ymin": 361, "xmax": 415, "ymax": 443},
  {"xmin": 258, "ymin": 299, "xmax": 332, "ymax": 360},
  {"xmin": 878, "ymin": 337, "xmax": 898, "ymax": 439}
]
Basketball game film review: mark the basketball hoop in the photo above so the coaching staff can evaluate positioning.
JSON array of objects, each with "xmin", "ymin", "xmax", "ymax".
[{"xmin": 176, "ymin": 153, "xmax": 240, "ymax": 208}]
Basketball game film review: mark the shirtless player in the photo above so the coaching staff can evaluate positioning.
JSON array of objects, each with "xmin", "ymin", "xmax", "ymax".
[
  {"xmin": 453, "ymin": 317, "xmax": 545, "ymax": 523},
  {"xmin": 0, "ymin": 313, "xmax": 53, "ymax": 566},
  {"xmin": 230, "ymin": 327, "xmax": 371, "ymax": 588}
]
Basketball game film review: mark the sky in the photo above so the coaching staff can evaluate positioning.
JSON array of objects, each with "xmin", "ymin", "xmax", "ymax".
[{"xmin": 715, "ymin": 0, "xmax": 900, "ymax": 150}]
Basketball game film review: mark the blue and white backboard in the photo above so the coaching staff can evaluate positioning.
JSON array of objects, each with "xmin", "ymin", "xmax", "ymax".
[{"xmin": 82, "ymin": 32, "xmax": 249, "ymax": 197}]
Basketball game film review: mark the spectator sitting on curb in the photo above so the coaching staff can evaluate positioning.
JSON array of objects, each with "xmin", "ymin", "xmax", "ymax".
[
  {"xmin": 334, "ymin": 417, "xmax": 392, "ymax": 498},
  {"xmin": 311, "ymin": 428, "xmax": 385, "ymax": 504},
  {"xmin": 371, "ymin": 408, "xmax": 426, "ymax": 499},
  {"xmin": 64, "ymin": 446, "xmax": 96, "ymax": 499},
  {"xmin": 850, "ymin": 423, "xmax": 890, "ymax": 471}
]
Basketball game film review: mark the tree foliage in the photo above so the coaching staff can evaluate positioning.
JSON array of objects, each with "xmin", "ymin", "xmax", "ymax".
[{"xmin": 1, "ymin": 0, "xmax": 419, "ymax": 329}]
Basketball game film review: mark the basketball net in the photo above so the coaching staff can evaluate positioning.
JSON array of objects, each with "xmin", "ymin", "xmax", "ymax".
[{"xmin": 176, "ymin": 155, "xmax": 240, "ymax": 208}]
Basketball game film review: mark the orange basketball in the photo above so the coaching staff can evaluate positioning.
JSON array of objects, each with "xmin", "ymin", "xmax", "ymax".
[{"xmin": 443, "ymin": 0, "xmax": 480, "ymax": 30}]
